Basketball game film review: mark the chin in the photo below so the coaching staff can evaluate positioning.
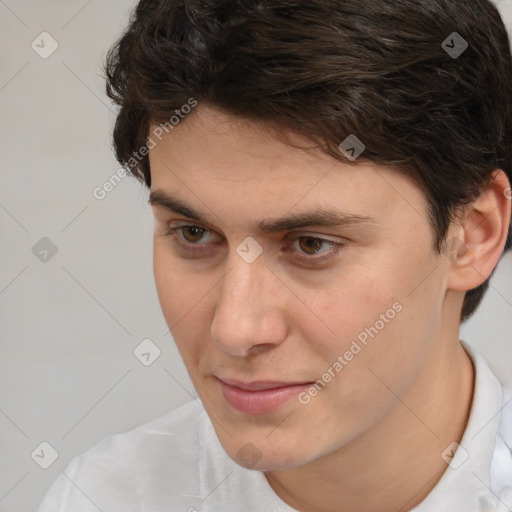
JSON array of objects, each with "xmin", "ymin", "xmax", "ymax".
[
  {"xmin": 218, "ymin": 432, "xmax": 316, "ymax": 472},
  {"xmin": 233, "ymin": 451, "xmax": 306, "ymax": 472}
]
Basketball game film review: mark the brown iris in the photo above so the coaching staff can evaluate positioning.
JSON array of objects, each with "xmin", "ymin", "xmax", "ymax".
[
  {"xmin": 298, "ymin": 237, "xmax": 324, "ymax": 255},
  {"xmin": 181, "ymin": 226, "xmax": 205, "ymax": 243}
]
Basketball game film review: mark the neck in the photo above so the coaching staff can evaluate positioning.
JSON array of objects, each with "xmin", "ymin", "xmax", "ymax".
[{"xmin": 265, "ymin": 339, "xmax": 475, "ymax": 512}]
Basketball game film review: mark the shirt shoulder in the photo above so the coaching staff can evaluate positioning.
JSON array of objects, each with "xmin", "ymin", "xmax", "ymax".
[
  {"xmin": 36, "ymin": 400, "xmax": 213, "ymax": 512},
  {"xmin": 37, "ymin": 400, "xmax": 296, "ymax": 512}
]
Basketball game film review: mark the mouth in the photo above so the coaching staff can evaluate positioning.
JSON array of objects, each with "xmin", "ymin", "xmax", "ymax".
[{"xmin": 217, "ymin": 377, "xmax": 315, "ymax": 415}]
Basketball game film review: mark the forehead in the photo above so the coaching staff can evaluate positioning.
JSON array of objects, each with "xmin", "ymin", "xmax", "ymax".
[
  {"xmin": 148, "ymin": 105, "xmax": 429, "ymax": 230},
  {"xmin": 149, "ymin": 105, "xmax": 335, "ymax": 181}
]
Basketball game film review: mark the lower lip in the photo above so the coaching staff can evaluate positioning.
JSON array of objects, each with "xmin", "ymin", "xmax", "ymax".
[{"xmin": 219, "ymin": 380, "xmax": 313, "ymax": 415}]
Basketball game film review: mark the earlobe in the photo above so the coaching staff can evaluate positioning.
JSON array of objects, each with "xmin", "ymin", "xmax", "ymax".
[{"xmin": 447, "ymin": 169, "xmax": 511, "ymax": 292}]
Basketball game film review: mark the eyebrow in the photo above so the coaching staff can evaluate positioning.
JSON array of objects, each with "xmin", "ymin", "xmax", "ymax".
[{"xmin": 148, "ymin": 189, "xmax": 375, "ymax": 233}]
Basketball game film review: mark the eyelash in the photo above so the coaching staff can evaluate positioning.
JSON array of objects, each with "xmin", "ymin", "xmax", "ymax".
[{"xmin": 161, "ymin": 225, "xmax": 343, "ymax": 265}]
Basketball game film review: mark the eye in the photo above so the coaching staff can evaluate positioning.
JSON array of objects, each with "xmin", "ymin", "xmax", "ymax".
[
  {"xmin": 161, "ymin": 225, "xmax": 344, "ymax": 265},
  {"xmin": 294, "ymin": 236, "xmax": 335, "ymax": 256},
  {"xmin": 288, "ymin": 235, "xmax": 343, "ymax": 264},
  {"xmin": 173, "ymin": 225, "xmax": 213, "ymax": 244}
]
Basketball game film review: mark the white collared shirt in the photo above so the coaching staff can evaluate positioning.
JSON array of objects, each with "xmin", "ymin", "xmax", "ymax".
[{"xmin": 37, "ymin": 341, "xmax": 512, "ymax": 512}]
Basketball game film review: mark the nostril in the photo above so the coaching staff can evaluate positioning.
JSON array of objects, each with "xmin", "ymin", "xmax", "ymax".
[{"xmin": 247, "ymin": 343, "xmax": 274, "ymax": 356}]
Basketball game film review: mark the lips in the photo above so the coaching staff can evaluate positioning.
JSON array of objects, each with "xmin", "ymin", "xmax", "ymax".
[
  {"xmin": 217, "ymin": 377, "xmax": 314, "ymax": 415},
  {"xmin": 218, "ymin": 377, "xmax": 312, "ymax": 391}
]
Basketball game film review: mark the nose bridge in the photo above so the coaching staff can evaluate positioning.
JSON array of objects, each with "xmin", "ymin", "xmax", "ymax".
[{"xmin": 211, "ymin": 252, "xmax": 287, "ymax": 356}]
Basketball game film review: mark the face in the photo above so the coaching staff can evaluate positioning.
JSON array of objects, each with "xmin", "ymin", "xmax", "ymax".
[{"xmin": 149, "ymin": 105, "xmax": 452, "ymax": 471}]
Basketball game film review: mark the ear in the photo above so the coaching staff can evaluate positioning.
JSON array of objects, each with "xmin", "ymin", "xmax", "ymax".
[{"xmin": 446, "ymin": 169, "xmax": 511, "ymax": 292}]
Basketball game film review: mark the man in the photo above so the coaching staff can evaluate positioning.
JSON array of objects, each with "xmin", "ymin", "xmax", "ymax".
[{"xmin": 38, "ymin": 0, "xmax": 512, "ymax": 510}]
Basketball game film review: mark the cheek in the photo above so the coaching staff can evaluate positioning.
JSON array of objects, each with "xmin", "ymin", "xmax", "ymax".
[
  {"xmin": 301, "ymin": 267, "xmax": 399, "ymax": 355},
  {"xmin": 153, "ymin": 244, "xmax": 212, "ymax": 361},
  {"xmin": 153, "ymin": 245, "xmax": 181, "ymax": 325},
  {"xmin": 301, "ymin": 244, "xmax": 442, "ymax": 399}
]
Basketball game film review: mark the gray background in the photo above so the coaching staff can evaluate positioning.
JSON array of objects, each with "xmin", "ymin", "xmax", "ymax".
[{"xmin": 0, "ymin": 1, "xmax": 511, "ymax": 511}]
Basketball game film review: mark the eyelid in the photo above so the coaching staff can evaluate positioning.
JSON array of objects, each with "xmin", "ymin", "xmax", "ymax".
[
  {"xmin": 285, "ymin": 231, "xmax": 343, "ymax": 244},
  {"xmin": 167, "ymin": 221, "xmax": 345, "ymax": 242}
]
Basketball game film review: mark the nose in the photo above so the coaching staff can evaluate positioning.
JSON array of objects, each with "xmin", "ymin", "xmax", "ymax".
[{"xmin": 210, "ymin": 253, "xmax": 289, "ymax": 357}]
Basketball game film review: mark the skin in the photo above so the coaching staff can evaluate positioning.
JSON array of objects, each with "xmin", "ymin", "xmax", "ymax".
[{"xmin": 148, "ymin": 104, "xmax": 511, "ymax": 512}]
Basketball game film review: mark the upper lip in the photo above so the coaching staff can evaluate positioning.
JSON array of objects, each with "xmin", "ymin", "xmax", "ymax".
[{"xmin": 217, "ymin": 377, "xmax": 314, "ymax": 391}]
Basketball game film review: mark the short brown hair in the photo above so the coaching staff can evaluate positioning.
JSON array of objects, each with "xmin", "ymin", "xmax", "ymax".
[{"xmin": 104, "ymin": 0, "xmax": 512, "ymax": 322}]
